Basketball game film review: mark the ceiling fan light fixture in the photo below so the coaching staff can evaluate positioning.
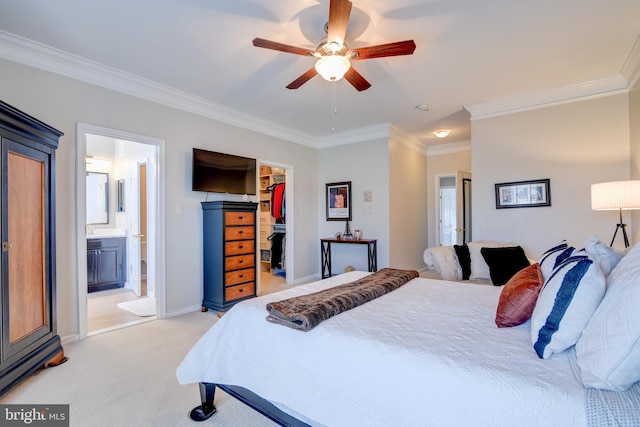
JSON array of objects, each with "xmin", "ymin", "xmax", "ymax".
[
  {"xmin": 328, "ymin": 41, "xmax": 342, "ymax": 52},
  {"xmin": 315, "ymin": 55, "xmax": 351, "ymax": 81}
]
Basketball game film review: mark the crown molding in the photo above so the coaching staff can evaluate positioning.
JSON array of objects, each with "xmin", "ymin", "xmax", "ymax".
[
  {"xmin": 316, "ymin": 122, "xmax": 392, "ymax": 148},
  {"xmin": 389, "ymin": 124, "xmax": 427, "ymax": 154},
  {"xmin": 3, "ymin": 29, "xmax": 637, "ymax": 150},
  {"xmin": 426, "ymin": 140, "xmax": 471, "ymax": 156},
  {"xmin": 622, "ymin": 33, "xmax": 640, "ymax": 88},
  {"xmin": 0, "ymin": 30, "xmax": 317, "ymax": 148},
  {"xmin": 464, "ymin": 75, "xmax": 629, "ymax": 121}
]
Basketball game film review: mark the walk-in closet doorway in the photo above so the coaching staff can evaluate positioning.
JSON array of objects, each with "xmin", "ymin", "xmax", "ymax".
[{"xmin": 257, "ymin": 161, "xmax": 293, "ymax": 295}]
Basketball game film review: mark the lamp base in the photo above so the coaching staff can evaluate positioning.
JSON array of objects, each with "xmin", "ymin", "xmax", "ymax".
[{"xmin": 610, "ymin": 223, "xmax": 630, "ymax": 248}]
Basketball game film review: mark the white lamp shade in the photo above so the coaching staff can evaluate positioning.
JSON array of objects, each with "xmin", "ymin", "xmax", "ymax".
[
  {"xmin": 315, "ymin": 55, "xmax": 350, "ymax": 81},
  {"xmin": 591, "ymin": 180, "xmax": 640, "ymax": 210}
]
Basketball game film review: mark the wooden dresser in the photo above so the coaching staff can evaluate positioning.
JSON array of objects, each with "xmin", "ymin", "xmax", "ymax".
[
  {"xmin": 0, "ymin": 101, "xmax": 65, "ymax": 397},
  {"xmin": 202, "ymin": 201, "xmax": 258, "ymax": 312}
]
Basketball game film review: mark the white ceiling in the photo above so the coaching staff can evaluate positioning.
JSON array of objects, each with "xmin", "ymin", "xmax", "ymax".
[{"xmin": 0, "ymin": 0, "xmax": 639, "ymax": 150}]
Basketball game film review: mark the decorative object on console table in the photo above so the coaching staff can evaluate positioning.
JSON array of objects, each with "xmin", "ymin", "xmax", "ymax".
[
  {"xmin": 342, "ymin": 221, "xmax": 353, "ymax": 240},
  {"xmin": 591, "ymin": 180, "xmax": 640, "ymax": 248},
  {"xmin": 495, "ymin": 179, "xmax": 551, "ymax": 209},
  {"xmin": 202, "ymin": 201, "xmax": 258, "ymax": 312},
  {"xmin": 0, "ymin": 100, "xmax": 65, "ymax": 397},
  {"xmin": 320, "ymin": 238, "xmax": 377, "ymax": 279},
  {"xmin": 326, "ymin": 181, "xmax": 352, "ymax": 220}
]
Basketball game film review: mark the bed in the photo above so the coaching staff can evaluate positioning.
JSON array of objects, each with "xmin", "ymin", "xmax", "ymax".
[{"xmin": 176, "ymin": 270, "xmax": 639, "ymax": 426}]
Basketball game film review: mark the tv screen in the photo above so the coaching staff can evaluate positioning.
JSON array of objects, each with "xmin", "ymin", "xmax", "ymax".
[{"xmin": 192, "ymin": 148, "xmax": 257, "ymax": 195}]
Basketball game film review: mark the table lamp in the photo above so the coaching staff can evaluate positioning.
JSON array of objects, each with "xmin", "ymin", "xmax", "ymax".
[{"xmin": 591, "ymin": 180, "xmax": 640, "ymax": 248}]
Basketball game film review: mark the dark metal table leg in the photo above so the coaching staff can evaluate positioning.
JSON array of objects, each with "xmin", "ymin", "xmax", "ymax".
[
  {"xmin": 321, "ymin": 241, "xmax": 332, "ymax": 278},
  {"xmin": 367, "ymin": 241, "xmax": 377, "ymax": 272}
]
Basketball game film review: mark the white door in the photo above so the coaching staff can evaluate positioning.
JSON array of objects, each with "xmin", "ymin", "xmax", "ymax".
[
  {"xmin": 127, "ymin": 162, "xmax": 143, "ymax": 296},
  {"xmin": 439, "ymin": 187, "xmax": 456, "ymax": 246},
  {"xmin": 455, "ymin": 171, "xmax": 472, "ymax": 245}
]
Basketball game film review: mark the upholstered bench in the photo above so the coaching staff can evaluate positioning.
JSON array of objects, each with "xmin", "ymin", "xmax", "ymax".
[{"xmin": 422, "ymin": 241, "xmax": 533, "ymax": 286}]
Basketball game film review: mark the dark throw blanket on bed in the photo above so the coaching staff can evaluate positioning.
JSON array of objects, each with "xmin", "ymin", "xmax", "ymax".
[{"xmin": 266, "ymin": 268, "xmax": 419, "ymax": 331}]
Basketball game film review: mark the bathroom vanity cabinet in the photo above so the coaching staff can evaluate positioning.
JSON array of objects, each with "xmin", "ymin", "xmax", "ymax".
[{"xmin": 87, "ymin": 237, "xmax": 127, "ymax": 293}]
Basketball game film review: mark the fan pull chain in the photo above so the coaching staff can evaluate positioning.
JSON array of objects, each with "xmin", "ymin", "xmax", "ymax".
[{"xmin": 332, "ymin": 81, "xmax": 337, "ymax": 133}]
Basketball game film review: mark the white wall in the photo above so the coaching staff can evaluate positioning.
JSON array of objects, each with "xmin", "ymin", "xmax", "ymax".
[
  {"xmin": 389, "ymin": 138, "xmax": 428, "ymax": 269},
  {"xmin": 0, "ymin": 58, "xmax": 319, "ymax": 339},
  {"xmin": 426, "ymin": 149, "xmax": 472, "ymax": 248},
  {"xmin": 471, "ymin": 93, "xmax": 632, "ymax": 257},
  {"xmin": 318, "ymin": 138, "xmax": 390, "ymax": 273},
  {"xmin": 630, "ymin": 79, "xmax": 640, "ymax": 243}
]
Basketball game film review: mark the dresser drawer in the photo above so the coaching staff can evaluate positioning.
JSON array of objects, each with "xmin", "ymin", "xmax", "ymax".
[
  {"xmin": 225, "ymin": 226, "xmax": 255, "ymax": 241},
  {"xmin": 225, "ymin": 240, "xmax": 255, "ymax": 256},
  {"xmin": 225, "ymin": 254, "xmax": 254, "ymax": 271},
  {"xmin": 225, "ymin": 211, "xmax": 254, "ymax": 226},
  {"xmin": 225, "ymin": 268, "xmax": 255, "ymax": 286},
  {"xmin": 225, "ymin": 282, "xmax": 255, "ymax": 302}
]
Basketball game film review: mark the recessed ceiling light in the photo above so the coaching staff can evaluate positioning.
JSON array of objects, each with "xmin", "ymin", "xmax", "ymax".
[
  {"xmin": 434, "ymin": 129, "xmax": 451, "ymax": 138},
  {"xmin": 415, "ymin": 104, "xmax": 429, "ymax": 111}
]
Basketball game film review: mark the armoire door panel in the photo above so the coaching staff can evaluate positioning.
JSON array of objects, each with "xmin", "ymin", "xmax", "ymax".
[{"xmin": 7, "ymin": 150, "xmax": 47, "ymax": 344}]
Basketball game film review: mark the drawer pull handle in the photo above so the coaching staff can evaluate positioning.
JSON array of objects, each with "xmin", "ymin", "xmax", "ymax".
[
  {"xmin": 239, "ymin": 260, "xmax": 243, "ymax": 264},
  {"xmin": 239, "ymin": 275, "xmax": 244, "ymax": 278},
  {"xmin": 238, "ymin": 231, "xmax": 243, "ymax": 235},
  {"xmin": 239, "ymin": 289, "xmax": 244, "ymax": 293}
]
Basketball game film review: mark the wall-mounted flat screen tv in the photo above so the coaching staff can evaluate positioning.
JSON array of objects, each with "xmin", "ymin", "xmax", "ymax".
[{"xmin": 192, "ymin": 148, "xmax": 257, "ymax": 195}]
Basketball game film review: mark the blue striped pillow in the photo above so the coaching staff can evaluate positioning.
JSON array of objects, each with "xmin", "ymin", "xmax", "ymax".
[
  {"xmin": 531, "ymin": 255, "xmax": 606, "ymax": 359},
  {"xmin": 538, "ymin": 241, "xmax": 574, "ymax": 280}
]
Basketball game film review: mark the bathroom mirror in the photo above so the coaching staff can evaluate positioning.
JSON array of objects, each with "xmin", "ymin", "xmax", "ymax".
[{"xmin": 86, "ymin": 172, "xmax": 109, "ymax": 224}]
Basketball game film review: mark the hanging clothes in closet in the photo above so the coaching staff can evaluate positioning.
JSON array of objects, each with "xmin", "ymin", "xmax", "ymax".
[
  {"xmin": 271, "ymin": 183, "xmax": 286, "ymax": 223},
  {"xmin": 268, "ymin": 228, "xmax": 285, "ymax": 271}
]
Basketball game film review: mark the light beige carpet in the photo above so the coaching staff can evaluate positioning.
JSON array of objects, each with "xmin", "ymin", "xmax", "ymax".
[
  {"xmin": 117, "ymin": 297, "xmax": 156, "ymax": 317},
  {"xmin": 0, "ymin": 312, "xmax": 278, "ymax": 427}
]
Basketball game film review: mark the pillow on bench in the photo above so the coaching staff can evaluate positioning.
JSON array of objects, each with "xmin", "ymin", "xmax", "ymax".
[
  {"xmin": 468, "ymin": 241, "xmax": 518, "ymax": 281},
  {"xmin": 481, "ymin": 246, "xmax": 530, "ymax": 286}
]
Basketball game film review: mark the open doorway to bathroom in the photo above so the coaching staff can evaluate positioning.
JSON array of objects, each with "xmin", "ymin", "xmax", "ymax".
[{"xmin": 77, "ymin": 124, "xmax": 165, "ymax": 339}]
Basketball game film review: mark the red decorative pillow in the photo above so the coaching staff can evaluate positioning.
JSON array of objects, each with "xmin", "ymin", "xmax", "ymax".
[{"xmin": 495, "ymin": 263, "xmax": 544, "ymax": 328}]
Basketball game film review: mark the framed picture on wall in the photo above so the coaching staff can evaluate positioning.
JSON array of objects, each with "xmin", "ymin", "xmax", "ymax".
[
  {"xmin": 326, "ymin": 181, "xmax": 352, "ymax": 220},
  {"xmin": 495, "ymin": 179, "xmax": 551, "ymax": 209}
]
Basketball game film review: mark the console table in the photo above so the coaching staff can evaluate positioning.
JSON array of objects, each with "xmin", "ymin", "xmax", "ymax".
[{"xmin": 320, "ymin": 238, "xmax": 377, "ymax": 279}]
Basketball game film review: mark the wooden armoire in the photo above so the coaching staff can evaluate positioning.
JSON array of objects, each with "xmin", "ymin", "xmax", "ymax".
[{"xmin": 0, "ymin": 100, "xmax": 65, "ymax": 397}]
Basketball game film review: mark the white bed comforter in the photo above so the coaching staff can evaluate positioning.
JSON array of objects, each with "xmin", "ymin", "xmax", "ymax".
[{"xmin": 177, "ymin": 271, "xmax": 586, "ymax": 427}]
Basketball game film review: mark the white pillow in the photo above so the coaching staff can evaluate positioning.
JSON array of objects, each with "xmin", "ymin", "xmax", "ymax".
[
  {"xmin": 531, "ymin": 255, "xmax": 605, "ymax": 359},
  {"xmin": 423, "ymin": 246, "xmax": 462, "ymax": 281},
  {"xmin": 537, "ymin": 240, "xmax": 574, "ymax": 280},
  {"xmin": 468, "ymin": 241, "xmax": 516, "ymax": 280},
  {"xmin": 580, "ymin": 235, "xmax": 624, "ymax": 276},
  {"xmin": 576, "ymin": 241, "xmax": 640, "ymax": 391}
]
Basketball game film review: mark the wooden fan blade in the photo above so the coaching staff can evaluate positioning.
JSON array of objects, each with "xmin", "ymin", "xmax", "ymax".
[
  {"xmin": 327, "ymin": 0, "xmax": 352, "ymax": 48},
  {"xmin": 351, "ymin": 40, "xmax": 416, "ymax": 60},
  {"xmin": 286, "ymin": 67, "xmax": 318, "ymax": 89},
  {"xmin": 344, "ymin": 67, "xmax": 371, "ymax": 91},
  {"xmin": 252, "ymin": 38, "xmax": 314, "ymax": 56}
]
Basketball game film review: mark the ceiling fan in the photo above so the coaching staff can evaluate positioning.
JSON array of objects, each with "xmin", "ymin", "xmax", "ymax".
[{"xmin": 252, "ymin": 0, "xmax": 416, "ymax": 91}]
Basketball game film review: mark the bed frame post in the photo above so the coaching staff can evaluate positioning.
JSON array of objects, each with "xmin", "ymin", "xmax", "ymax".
[{"xmin": 189, "ymin": 382, "xmax": 218, "ymax": 421}]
